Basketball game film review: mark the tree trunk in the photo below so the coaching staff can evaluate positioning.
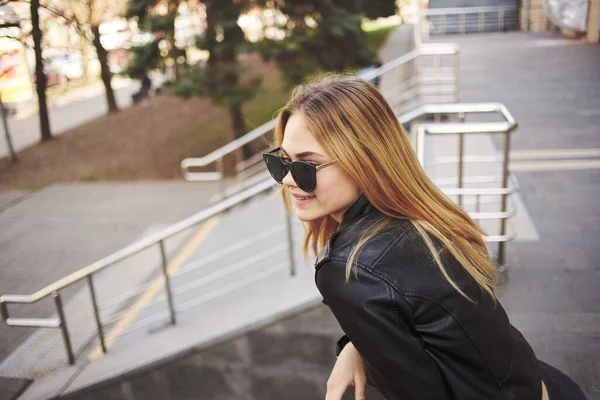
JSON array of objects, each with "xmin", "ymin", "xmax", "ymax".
[
  {"xmin": 206, "ymin": 1, "xmax": 251, "ymax": 156},
  {"xmin": 168, "ymin": 0, "xmax": 180, "ymax": 82},
  {"xmin": 91, "ymin": 25, "xmax": 118, "ymax": 113},
  {"xmin": 31, "ymin": 0, "xmax": 52, "ymax": 141},
  {"xmin": 229, "ymin": 104, "xmax": 252, "ymax": 160}
]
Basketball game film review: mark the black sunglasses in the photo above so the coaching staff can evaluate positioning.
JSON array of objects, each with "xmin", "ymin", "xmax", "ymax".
[{"xmin": 262, "ymin": 147, "xmax": 336, "ymax": 192}]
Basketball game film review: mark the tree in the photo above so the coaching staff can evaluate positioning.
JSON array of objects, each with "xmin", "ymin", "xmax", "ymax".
[
  {"xmin": 43, "ymin": 0, "xmax": 126, "ymax": 113},
  {"xmin": 125, "ymin": 0, "xmax": 185, "ymax": 82},
  {"xmin": 31, "ymin": 0, "xmax": 52, "ymax": 140},
  {"xmin": 163, "ymin": 0, "xmax": 261, "ymax": 161},
  {"xmin": 258, "ymin": 0, "xmax": 396, "ymax": 86}
]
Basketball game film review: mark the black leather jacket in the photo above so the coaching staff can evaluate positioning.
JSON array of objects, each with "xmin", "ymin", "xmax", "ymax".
[{"xmin": 315, "ymin": 195, "xmax": 542, "ymax": 400}]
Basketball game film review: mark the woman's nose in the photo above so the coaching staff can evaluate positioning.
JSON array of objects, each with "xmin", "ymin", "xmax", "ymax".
[{"xmin": 281, "ymin": 169, "xmax": 296, "ymax": 187}]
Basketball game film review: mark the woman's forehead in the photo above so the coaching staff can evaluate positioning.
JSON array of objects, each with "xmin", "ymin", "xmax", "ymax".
[{"xmin": 281, "ymin": 113, "xmax": 326, "ymax": 156}]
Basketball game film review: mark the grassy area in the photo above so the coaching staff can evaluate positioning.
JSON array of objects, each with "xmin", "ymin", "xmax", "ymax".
[
  {"xmin": 0, "ymin": 55, "xmax": 288, "ymax": 192},
  {"xmin": 363, "ymin": 21, "xmax": 400, "ymax": 48}
]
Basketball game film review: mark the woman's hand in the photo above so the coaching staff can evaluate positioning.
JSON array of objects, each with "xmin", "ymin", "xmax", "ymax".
[{"xmin": 326, "ymin": 341, "xmax": 367, "ymax": 400}]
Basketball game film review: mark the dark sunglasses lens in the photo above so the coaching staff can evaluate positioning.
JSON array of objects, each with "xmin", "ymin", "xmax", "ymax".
[
  {"xmin": 291, "ymin": 163, "xmax": 317, "ymax": 192},
  {"xmin": 263, "ymin": 154, "xmax": 287, "ymax": 183}
]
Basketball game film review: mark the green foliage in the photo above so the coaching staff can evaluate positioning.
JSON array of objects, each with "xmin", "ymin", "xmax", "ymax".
[
  {"xmin": 125, "ymin": 0, "xmax": 155, "ymax": 20},
  {"xmin": 124, "ymin": 0, "xmax": 179, "ymax": 80},
  {"xmin": 140, "ymin": 14, "xmax": 176, "ymax": 35},
  {"xmin": 168, "ymin": 1, "xmax": 261, "ymax": 109},
  {"xmin": 363, "ymin": 23, "xmax": 398, "ymax": 48},
  {"xmin": 361, "ymin": 0, "xmax": 397, "ymax": 19},
  {"xmin": 163, "ymin": 63, "xmax": 262, "ymax": 108},
  {"xmin": 257, "ymin": 0, "xmax": 395, "ymax": 86},
  {"xmin": 122, "ymin": 39, "xmax": 160, "ymax": 79}
]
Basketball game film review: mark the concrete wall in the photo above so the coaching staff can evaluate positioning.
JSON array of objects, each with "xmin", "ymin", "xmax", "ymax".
[{"xmin": 62, "ymin": 306, "xmax": 386, "ymax": 400}]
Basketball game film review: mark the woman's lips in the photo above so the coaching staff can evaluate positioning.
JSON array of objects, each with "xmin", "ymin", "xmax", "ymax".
[{"xmin": 292, "ymin": 193, "xmax": 316, "ymax": 206}]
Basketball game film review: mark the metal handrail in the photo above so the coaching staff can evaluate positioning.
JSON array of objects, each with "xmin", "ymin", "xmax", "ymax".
[
  {"xmin": 358, "ymin": 43, "xmax": 459, "ymax": 82},
  {"xmin": 0, "ymin": 179, "xmax": 280, "ymax": 365},
  {"xmin": 399, "ymin": 102, "xmax": 517, "ymax": 125},
  {"xmin": 408, "ymin": 103, "xmax": 518, "ymax": 269},
  {"xmin": 1, "ymin": 99, "xmax": 520, "ymax": 370},
  {"xmin": 180, "ymin": 119, "xmax": 277, "ymax": 180},
  {"xmin": 99, "ymin": 224, "xmax": 287, "ymax": 312},
  {"xmin": 181, "ymin": 43, "xmax": 460, "ymax": 187},
  {"xmin": 419, "ymin": 6, "xmax": 517, "ymax": 16},
  {"xmin": 0, "ymin": 179, "xmax": 274, "ymax": 306}
]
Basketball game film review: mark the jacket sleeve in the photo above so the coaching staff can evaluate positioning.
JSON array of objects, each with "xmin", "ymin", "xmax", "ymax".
[{"xmin": 317, "ymin": 259, "xmax": 452, "ymax": 400}]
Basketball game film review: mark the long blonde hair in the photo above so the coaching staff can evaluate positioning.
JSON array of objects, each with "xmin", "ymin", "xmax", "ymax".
[{"xmin": 274, "ymin": 74, "xmax": 498, "ymax": 300}]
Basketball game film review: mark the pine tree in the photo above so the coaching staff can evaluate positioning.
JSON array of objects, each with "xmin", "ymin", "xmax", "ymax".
[
  {"xmin": 257, "ymin": 0, "xmax": 396, "ymax": 86},
  {"xmin": 162, "ymin": 0, "xmax": 261, "ymax": 161},
  {"xmin": 124, "ymin": 0, "xmax": 185, "ymax": 81}
]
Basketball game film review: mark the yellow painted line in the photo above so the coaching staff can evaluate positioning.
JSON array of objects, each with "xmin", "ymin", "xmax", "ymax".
[{"xmin": 89, "ymin": 216, "xmax": 222, "ymax": 360}]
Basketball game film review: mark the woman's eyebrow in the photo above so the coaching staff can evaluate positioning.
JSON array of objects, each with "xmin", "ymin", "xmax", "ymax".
[{"xmin": 280, "ymin": 147, "xmax": 324, "ymax": 158}]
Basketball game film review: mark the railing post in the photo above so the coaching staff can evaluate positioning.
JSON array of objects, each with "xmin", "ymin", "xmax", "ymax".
[
  {"xmin": 499, "ymin": 9, "xmax": 505, "ymax": 32},
  {"xmin": 479, "ymin": 11, "xmax": 485, "ymax": 33},
  {"xmin": 217, "ymin": 157, "xmax": 225, "ymax": 200},
  {"xmin": 457, "ymin": 112, "xmax": 466, "ymax": 207},
  {"xmin": 87, "ymin": 275, "xmax": 106, "ymax": 354},
  {"xmin": 53, "ymin": 291, "xmax": 75, "ymax": 365},
  {"xmin": 441, "ymin": 14, "xmax": 446, "ymax": 35},
  {"xmin": 416, "ymin": 128, "xmax": 426, "ymax": 166},
  {"xmin": 415, "ymin": 55, "xmax": 422, "ymax": 107},
  {"xmin": 159, "ymin": 240, "xmax": 177, "ymax": 326},
  {"xmin": 285, "ymin": 210, "xmax": 296, "ymax": 277},
  {"xmin": 454, "ymin": 51, "xmax": 460, "ymax": 103},
  {"xmin": 460, "ymin": 12, "xmax": 466, "ymax": 34},
  {"xmin": 497, "ymin": 129, "xmax": 512, "ymax": 270},
  {"xmin": 434, "ymin": 54, "xmax": 441, "ymax": 104}
]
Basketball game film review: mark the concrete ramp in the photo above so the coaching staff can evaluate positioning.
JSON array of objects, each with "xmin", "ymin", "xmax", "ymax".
[{"xmin": 17, "ymin": 189, "xmax": 326, "ymax": 400}]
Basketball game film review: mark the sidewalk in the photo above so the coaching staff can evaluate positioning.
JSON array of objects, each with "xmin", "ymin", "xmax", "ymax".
[
  {"xmin": 428, "ymin": 32, "xmax": 600, "ymax": 398},
  {"xmin": 0, "ymin": 181, "xmax": 222, "ymax": 398},
  {"xmin": 0, "ymin": 73, "xmax": 164, "ymax": 159}
]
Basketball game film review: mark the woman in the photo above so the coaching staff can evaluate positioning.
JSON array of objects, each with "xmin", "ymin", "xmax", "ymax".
[{"xmin": 262, "ymin": 75, "xmax": 586, "ymax": 400}]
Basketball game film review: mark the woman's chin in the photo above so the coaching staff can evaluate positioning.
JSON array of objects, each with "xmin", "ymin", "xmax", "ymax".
[{"xmin": 295, "ymin": 208, "xmax": 324, "ymax": 222}]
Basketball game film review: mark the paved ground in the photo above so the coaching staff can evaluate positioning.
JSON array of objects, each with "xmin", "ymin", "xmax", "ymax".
[
  {"xmin": 429, "ymin": 32, "xmax": 600, "ymax": 398},
  {"xmin": 0, "ymin": 181, "xmax": 221, "ymax": 398}
]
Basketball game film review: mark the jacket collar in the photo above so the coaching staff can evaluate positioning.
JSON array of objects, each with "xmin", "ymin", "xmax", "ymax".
[
  {"xmin": 315, "ymin": 194, "xmax": 377, "ymax": 269},
  {"xmin": 338, "ymin": 194, "xmax": 377, "ymax": 232}
]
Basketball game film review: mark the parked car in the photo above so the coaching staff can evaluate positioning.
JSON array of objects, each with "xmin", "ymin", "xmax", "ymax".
[
  {"xmin": 46, "ymin": 53, "xmax": 83, "ymax": 80},
  {"xmin": 45, "ymin": 52, "xmax": 101, "ymax": 81}
]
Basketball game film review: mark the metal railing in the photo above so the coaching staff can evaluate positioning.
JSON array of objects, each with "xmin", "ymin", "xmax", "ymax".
[
  {"xmin": 0, "ymin": 101, "xmax": 519, "ymax": 370},
  {"xmin": 181, "ymin": 42, "xmax": 460, "ymax": 200},
  {"xmin": 404, "ymin": 102, "xmax": 519, "ymax": 268},
  {"xmin": 1, "ymin": 44, "xmax": 459, "ymax": 375},
  {"xmin": 0, "ymin": 179, "xmax": 282, "ymax": 369},
  {"xmin": 411, "ymin": 5, "xmax": 558, "ymax": 38},
  {"xmin": 0, "ymin": 39, "xmax": 519, "ymax": 372}
]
